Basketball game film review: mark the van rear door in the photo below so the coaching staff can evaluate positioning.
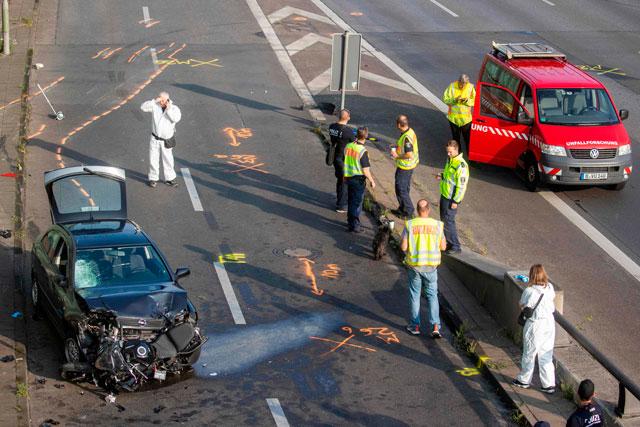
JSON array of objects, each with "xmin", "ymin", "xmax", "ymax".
[{"xmin": 469, "ymin": 82, "xmax": 531, "ymax": 168}]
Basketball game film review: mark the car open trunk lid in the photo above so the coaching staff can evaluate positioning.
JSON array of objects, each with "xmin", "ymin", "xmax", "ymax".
[{"xmin": 44, "ymin": 166, "xmax": 127, "ymax": 224}]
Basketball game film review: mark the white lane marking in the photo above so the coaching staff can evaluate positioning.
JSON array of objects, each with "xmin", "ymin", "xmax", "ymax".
[
  {"xmin": 539, "ymin": 192, "xmax": 640, "ymax": 281},
  {"xmin": 361, "ymin": 70, "xmax": 418, "ymax": 94},
  {"xmin": 150, "ymin": 47, "xmax": 159, "ymax": 71},
  {"xmin": 142, "ymin": 6, "xmax": 150, "ymax": 23},
  {"xmin": 309, "ymin": 0, "xmax": 448, "ymax": 112},
  {"xmin": 309, "ymin": 0, "xmax": 640, "ymax": 281},
  {"xmin": 268, "ymin": 6, "xmax": 334, "ymax": 25},
  {"xmin": 307, "ymin": 68, "xmax": 331, "ymax": 95},
  {"xmin": 266, "ymin": 399, "xmax": 291, "ymax": 427},
  {"xmin": 287, "ymin": 33, "xmax": 332, "ymax": 56},
  {"xmin": 429, "ymin": 0, "xmax": 459, "ymax": 17},
  {"xmin": 246, "ymin": 0, "xmax": 316, "ymax": 108},
  {"xmin": 213, "ymin": 262, "xmax": 247, "ymax": 325},
  {"xmin": 180, "ymin": 168, "xmax": 203, "ymax": 212},
  {"xmin": 541, "ymin": 0, "xmax": 556, "ymax": 6}
]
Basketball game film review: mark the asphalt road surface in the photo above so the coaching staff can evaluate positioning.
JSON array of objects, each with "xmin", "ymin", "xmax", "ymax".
[
  {"xmin": 301, "ymin": 0, "xmax": 640, "ymax": 377},
  {"xmin": 21, "ymin": 0, "xmax": 514, "ymax": 425}
]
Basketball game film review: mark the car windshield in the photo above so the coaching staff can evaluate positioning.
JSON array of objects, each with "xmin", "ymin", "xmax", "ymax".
[
  {"xmin": 74, "ymin": 245, "xmax": 170, "ymax": 289},
  {"xmin": 537, "ymin": 88, "xmax": 619, "ymax": 125}
]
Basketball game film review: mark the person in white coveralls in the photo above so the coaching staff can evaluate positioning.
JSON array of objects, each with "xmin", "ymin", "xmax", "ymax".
[
  {"xmin": 512, "ymin": 264, "xmax": 557, "ymax": 394},
  {"xmin": 141, "ymin": 92, "xmax": 181, "ymax": 188}
]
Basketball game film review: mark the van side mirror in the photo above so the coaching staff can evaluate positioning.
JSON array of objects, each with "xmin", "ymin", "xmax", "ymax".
[
  {"xmin": 175, "ymin": 267, "xmax": 191, "ymax": 279},
  {"xmin": 619, "ymin": 109, "xmax": 629, "ymax": 121},
  {"xmin": 518, "ymin": 114, "xmax": 533, "ymax": 126}
]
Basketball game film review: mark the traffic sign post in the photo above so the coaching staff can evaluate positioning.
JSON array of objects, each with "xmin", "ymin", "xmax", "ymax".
[{"xmin": 330, "ymin": 31, "xmax": 362, "ymax": 111}]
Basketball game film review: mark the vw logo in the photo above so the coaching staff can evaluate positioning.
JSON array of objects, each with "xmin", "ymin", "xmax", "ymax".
[
  {"xmin": 137, "ymin": 318, "xmax": 147, "ymax": 326},
  {"xmin": 589, "ymin": 149, "xmax": 600, "ymax": 159}
]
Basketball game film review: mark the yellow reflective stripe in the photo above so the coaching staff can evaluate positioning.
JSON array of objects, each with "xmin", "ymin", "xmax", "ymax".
[{"xmin": 396, "ymin": 129, "xmax": 419, "ymax": 170}]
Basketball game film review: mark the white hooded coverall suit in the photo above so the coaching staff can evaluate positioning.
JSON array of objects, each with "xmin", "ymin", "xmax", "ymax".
[
  {"xmin": 141, "ymin": 99, "xmax": 182, "ymax": 182},
  {"xmin": 516, "ymin": 283, "xmax": 556, "ymax": 388}
]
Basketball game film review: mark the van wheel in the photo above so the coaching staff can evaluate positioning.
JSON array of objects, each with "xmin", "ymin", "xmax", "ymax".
[
  {"xmin": 524, "ymin": 159, "xmax": 540, "ymax": 192},
  {"xmin": 607, "ymin": 181, "xmax": 626, "ymax": 191}
]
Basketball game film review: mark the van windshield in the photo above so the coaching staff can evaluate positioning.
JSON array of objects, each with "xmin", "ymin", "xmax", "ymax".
[{"xmin": 537, "ymin": 88, "xmax": 619, "ymax": 125}]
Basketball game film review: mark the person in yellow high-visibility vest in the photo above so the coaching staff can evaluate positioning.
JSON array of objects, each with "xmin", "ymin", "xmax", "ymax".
[
  {"xmin": 344, "ymin": 127, "xmax": 376, "ymax": 233},
  {"xmin": 442, "ymin": 74, "xmax": 475, "ymax": 154},
  {"xmin": 390, "ymin": 114, "xmax": 419, "ymax": 219},
  {"xmin": 401, "ymin": 199, "xmax": 447, "ymax": 338},
  {"xmin": 436, "ymin": 140, "xmax": 469, "ymax": 254}
]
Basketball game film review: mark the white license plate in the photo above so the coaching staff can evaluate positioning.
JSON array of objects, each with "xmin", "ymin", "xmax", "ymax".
[
  {"xmin": 154, "ymin": 370, "xmax": 167, "ymax": 380},
  {"xmin": 580, "ymin": 172, "xmax": 608, "ymax": 180}
]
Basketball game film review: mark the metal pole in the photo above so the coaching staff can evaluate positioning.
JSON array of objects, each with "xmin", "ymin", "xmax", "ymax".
[
  {"xmin": 2, "ymin": 0, "xmax": 9, "ymax": 56},
  {"xmin": 339, "ymin": 31, "xmax": 349, "ymax": 111}
]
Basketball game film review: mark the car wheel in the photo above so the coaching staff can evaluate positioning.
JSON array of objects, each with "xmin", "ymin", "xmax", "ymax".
[
  {"xmin": 607, "ymin": 181, "xmax": 626, "ymax": 191},
  {"xmin": 31, "ymin": 276, "xmax": 43, "ymax": 320},
  {"xmin": 524, "ymin": 158, "xmax": 540, "ymax": 192},
  {"xmin": 64, "ymin": 336, "xmax": 82, "ymax": 364}
]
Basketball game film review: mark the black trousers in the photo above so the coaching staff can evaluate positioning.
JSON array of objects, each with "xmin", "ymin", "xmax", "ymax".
[{"xmin": 449, "ymin": 122, "xmax": 471, "ymax": 154}]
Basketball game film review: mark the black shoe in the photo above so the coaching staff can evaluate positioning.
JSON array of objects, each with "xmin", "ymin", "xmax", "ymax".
[
  {"xmin": 390, "ymin": 209, "xmax": 403, "ymax": 216},
  {"xmin": 148, "ymin": 180, "xmax": 157, "ymax": 188},
  {"xmin": 445, "ymin": 248, "xmax": 461, "ymax": 255},
  {"xmin": 512, "ymin": 379, "xmax": 530, "ymax": 389},
  {"xmin": 431, "ymin": 327, "xmax": 442, "ymax": 339},
  {"xmin": 540, "ymin": 386, "xmax": 555, "ymax": 394},
  {"xmin": 165, "ymin": 179, "xmax": 178, "ymax": 187}
]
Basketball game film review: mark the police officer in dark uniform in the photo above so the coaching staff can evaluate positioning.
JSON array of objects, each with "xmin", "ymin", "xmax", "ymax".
[
  {"xmin": 567, "ymin": 379, "xmax": 605, "ymax": 427},
  {"xmin": 328, "ymin": 109, "xmax": 356, "ymax": 213}
]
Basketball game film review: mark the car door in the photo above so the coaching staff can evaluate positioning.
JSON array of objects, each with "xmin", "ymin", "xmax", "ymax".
[
  {"xmin": 46, "ymin": 235, "xmax": 72, "ymax": 335},
  {"xmin": 469, "ymin": 82, "xmax": 532, "ymax": 168},
  {"xmin": 44, "ymin": 165, "xmax": 127, "ymax": 225}
]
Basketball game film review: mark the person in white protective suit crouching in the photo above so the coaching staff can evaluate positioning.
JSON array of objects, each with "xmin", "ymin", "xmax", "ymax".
[{"xmin": 512, "ymin": 264, "xmax": 557, "ymax": 394}]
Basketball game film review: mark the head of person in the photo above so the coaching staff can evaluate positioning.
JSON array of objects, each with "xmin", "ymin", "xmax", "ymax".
[
  {"xmin": 528, "ymin": 264, "xmax": 549, "ymax": 286},
  {"xmin": 578, "ymin": 379, "xmax": 595, "ymax": 404},
  {"xmin": 533, "ymin": 422, "xmax": 550, "ymax": 427},
  {"xmin": 338, "ymin": 109, "xmax": 350, "ymax": 123},
  {"xmin": 446, "ymin": 140, "xmax": 460, "ymax": 158},
  {"xmin": 457, "ymin": 74, "xmax": 469, "ymax": 89},
  {"xmin": 416, "ymin": 199, "xmax": 430, "ymax": 218},
  {"xmin": 356, "ymin": 126, "xmax": 368, "ymax": 142},
  {"xmin": 158, "ymin": 91, "xmax": 170, "ymax": 108},
  {"xmin": 396, "ymin": 114, "xmax": 409, "ymax": 131}
]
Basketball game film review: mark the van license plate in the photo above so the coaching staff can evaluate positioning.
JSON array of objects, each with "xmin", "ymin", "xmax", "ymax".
[{"xmin": 580, "ymin": 172, "xmax": 608, "ymax": 180}]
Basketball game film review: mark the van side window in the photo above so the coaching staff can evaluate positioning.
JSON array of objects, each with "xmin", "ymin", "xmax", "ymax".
[
  {"xmin": 479, "ymin": 85, "xmax": 518, "ymax": 121},
  {"xmin": 520, "ymin": 84, "xmax": 533, "ymax": 116},
  {"xmin": 481, "ymin": 60, "xmax": 521, "ymax": 93}
]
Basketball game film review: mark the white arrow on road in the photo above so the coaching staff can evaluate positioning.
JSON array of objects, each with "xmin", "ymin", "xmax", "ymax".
[{"xmin": 268, "ymin": 6, "xmax": 335, "ymax": 25}]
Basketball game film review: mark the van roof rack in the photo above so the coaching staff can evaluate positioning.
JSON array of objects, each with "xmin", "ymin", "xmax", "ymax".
[{"xmin": 492, "ymin": 41, "xmax": 566, "ymax": 60}]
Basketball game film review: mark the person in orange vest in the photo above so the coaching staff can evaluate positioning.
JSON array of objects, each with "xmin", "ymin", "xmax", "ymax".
[
  {"xmin": 390, "ymin": 115, "xmax": 419, "ymax": 219},
  {"xmin": 401, "ymin": 199, "xmax": 447, "ymax": 338},
  {"xmin": 443, "ymin": 74, "xmax": 475, "ymax": 154}
]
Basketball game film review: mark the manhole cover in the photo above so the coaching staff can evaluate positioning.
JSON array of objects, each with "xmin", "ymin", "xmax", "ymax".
[{"xmin": 273, "ymin": 248, "xmax": 322, "ymax": 259}]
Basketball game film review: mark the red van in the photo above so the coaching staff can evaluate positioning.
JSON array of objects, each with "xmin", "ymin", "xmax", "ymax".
[{"xmin": 469, "ymin": 42, "xmax": 632, "ymax": 191}]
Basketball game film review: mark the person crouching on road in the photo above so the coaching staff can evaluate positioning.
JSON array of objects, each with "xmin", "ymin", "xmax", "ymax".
[
  {"xmin": 141, "ymin": 91, "xmax": 182, "ymax": 188},
  {"xmin": 344, "ymin": 127, "xmax": 376, "ymax": 233},
  {"xmin": 401, "ymin": 199, "xmax": 446, "ymax": 338},
  {"xmin": 443, "ymin": 74, "xmax": 475, "ymax": 154},
  {"xmin": 513, "ymin": 264, "xmax": 557, "ymax": 394},
  {"xmin": 391, "ymin": 115, "xmax": 419, "ymax": 219},
  {"xmin": 436, "ymin": 140, "xmax": 469, "ymax": 254}
]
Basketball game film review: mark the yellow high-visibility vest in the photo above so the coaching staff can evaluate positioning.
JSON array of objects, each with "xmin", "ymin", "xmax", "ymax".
[
  {"xmin": 440, "ymin": 153, "xmax": 469, "ymax": 203},
  {"xmin": 443, "ymin": 82, "xmax": 476, "ymax": 127},
  {"xmin": 395, "ymin": 128, "xmax": 419, "ymax": 170},
  {"xmin": 405, "ymin": 217, "xmax": 444, "ymax": 267},
  {"xmin": 344, "ymin": 142, "xmax": 366, "ymax": 177}
]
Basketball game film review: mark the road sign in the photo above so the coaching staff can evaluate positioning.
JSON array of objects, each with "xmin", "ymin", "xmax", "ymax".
[{"xmin": 330, "ymin": 32, "xmax": 362, "ymax": 110}]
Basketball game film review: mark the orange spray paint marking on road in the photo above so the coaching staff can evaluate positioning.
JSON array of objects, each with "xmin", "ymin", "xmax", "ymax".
[
  {"xmin": 127, "ymin": 45, "xmax": 150, "ymax": 63},
  {"xmin": 300, "ymin": 257, "xmax": 324, "ymax": 296},
  {"xmin": 320, "ymin": 264, "xmax": 341, "ymax": 279},
  {"xmin": 359, "ymin": 327, "xmax": 400, "ymax": 344},
  {"xmin": 309, "ymin": 336, "xmax": 376, "ymax": 355},
  {"xmin": 223, "ymin": 127, "xmax": 253, "ymax": 147},
  {"xmin": 92, "ymin": 47, "xmax": 111, "ymax": 59},
  {"xmin": 138, "ymin": 18, "xmax": 160, "ymax": 28},
  {"xmin": 26, "ymin": 124, "xmax": 46, "ymax": 140},
  {"xmin": 101, "ymin": 47, "xmax": 123, "ymax": 60},
  {"xmin": 0, "ymin": 76, "xmax": 64, "ymax": 112}
]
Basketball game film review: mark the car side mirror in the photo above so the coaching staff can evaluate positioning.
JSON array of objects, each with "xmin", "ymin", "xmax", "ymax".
[
  {"xmin": 175, "ymin": 267, "xmax": 191, "ymax": 279},
  {"xmin": 619, "ymin": 109, "xmax": 629, "ymax": 121}
]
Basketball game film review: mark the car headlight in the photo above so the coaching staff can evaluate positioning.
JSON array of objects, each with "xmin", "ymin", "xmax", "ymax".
[
  {"xmin": 618, "ymin": 144, "xmax": 632, "ymax": 156},
  {"xmin": 541, "ymin": 143, "xmax": 567, "ymax": 157}
]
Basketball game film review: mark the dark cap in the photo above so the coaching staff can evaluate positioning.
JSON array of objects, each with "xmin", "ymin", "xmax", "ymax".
[
  {"xmin": 533, "ymin": 422, "xmax": 551, "ymax": 427},
  {"xmin": 578, "ymin": 379, "xmax": 595, "ymax": 401}
]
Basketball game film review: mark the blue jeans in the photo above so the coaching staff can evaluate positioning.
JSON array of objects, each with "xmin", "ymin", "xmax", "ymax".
[
  {"xmin": 408, "ymin": 267, "xmax": 440, "ymax": 330},
  {"xmin": 334, "ymin": 157, "xmax": 348, "ymax": 209},
  {"xmin": 395, "ymin": 168, "xmax": 414, "ymax": 216},
  {"xmin": 439, "ymin": 196, "xmax": 460, "ymax": 251},
  {"xmin": 347, "ymin": 176, "xmax": 366, "ymax": 231}
]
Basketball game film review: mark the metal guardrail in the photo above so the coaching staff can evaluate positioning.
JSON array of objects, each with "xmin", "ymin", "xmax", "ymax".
[{"xmin": 554, "ymin": 311, "xmax": 640, "ymax": 416}]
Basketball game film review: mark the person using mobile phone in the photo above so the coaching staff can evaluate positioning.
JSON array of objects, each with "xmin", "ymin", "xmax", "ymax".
[{"xmin": 442, "ymin": 74, "xmax": 475, "ymax": 154}]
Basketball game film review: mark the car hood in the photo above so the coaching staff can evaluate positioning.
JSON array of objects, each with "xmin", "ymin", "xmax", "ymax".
[
  {"xmin": 76, "ymin": 282, "xmax": 189, "ymax": 319},
  {"xmin": 538, "ymin": 122, "xmax": 630, "ymax": 148}
]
